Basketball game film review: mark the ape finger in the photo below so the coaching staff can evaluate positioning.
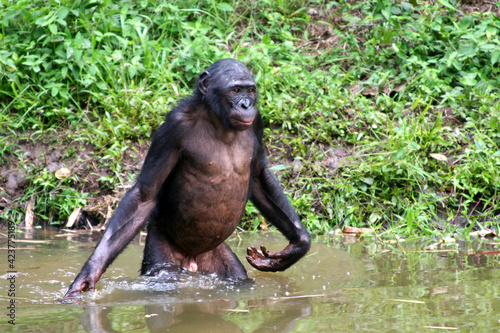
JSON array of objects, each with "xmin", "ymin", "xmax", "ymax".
[
  {"xmin": 259, "ymin": 245, "xmax": 289, "ymax": 259},
  {"xmin": 246, "ymin": 246, "xmax": 265, "ymax": 259},
  {"xmin": 260, "ymin": 245, "xmax": 271, "ymax": 257}
]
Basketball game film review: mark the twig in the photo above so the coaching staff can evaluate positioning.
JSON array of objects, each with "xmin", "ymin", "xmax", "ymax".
[
  {"xmin": 388, "ymin": 299, "xmax": 425, "ymax": 304},
  {"xmin": 469, "ymin": 193, "xmax": 484, "ymax": 216},
  {"xmin": 464, "ymin": 251, "xmax": 500, "ymax": 256},
  {"xmin": 404, "ymin": 250, "xmax": 456, "ymax": 253},
  {"xmin": 332, "ymin": 214, "xmax": 348, "ymax": 235},
  {"xmin": 270, "ymin": 293, "xmax": 326, "ymax": 300},
  {"xmin": 453, "ymin": 192, "xmax": 463, "ymax": 221}
]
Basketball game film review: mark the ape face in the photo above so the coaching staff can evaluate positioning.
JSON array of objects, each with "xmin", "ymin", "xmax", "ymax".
[{"xmin": 198, "ymin": 59, "xmax": 258, "ymax": 131}]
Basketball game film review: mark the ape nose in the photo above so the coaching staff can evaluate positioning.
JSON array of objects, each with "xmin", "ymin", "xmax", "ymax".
[{"xmin": 240, "ymin": 98, "xmax": 251, "ymax": 109}]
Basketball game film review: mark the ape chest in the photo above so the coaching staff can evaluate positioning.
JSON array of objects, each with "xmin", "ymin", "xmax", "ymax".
[{"xmin": 182, "ymin": 137, "xmax": 254, "ymax": 180}]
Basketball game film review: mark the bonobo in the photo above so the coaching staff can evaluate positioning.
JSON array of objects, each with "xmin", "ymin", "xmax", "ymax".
[{"xmin": 64, "ymin": 59, "xmax": 310, "ymax": 297}]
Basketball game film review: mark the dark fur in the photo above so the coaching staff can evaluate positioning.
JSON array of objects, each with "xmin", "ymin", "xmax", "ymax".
[{"xmin": 64, "ymin": 59, "xmax": 310, "ymax": 297}]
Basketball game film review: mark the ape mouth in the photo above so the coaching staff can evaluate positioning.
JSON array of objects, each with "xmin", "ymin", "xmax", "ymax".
[
  {"xmin": 233, "ymin": 118, "xmax": 254, "ymax": 129},
  {"xmin": 238, "ymin": 119, "xmax": 253, "ymax": 126}
]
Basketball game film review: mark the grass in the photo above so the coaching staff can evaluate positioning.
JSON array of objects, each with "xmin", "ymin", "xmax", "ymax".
[{"xmin": 1, "ymin": 0, "xmax": 500, "ymax": 239}]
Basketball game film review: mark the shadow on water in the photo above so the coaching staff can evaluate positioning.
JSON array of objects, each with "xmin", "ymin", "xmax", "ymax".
[{"xmin": 1, "ymin": 229, "xmax": 499, "ymax": 332}]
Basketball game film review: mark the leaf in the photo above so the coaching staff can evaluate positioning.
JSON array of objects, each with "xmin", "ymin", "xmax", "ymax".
[
  {"xmin": 66, "ymin": 208, "xmax": 81, "ymax": 228},
  {"xmin": 96, "ymin": 82, "xmax": 107, "ymax": 90},
  {"xmin": 362, "ymin": 177, "xmax": 374, "ymax": 186},
  {"xmin": 73, "ymin": 49, "xmax": 82, "ymax": 61},
  {"xmin": 392, "ymin": 148, "xmax": 406, "ymax": 160},
  {"xmin": 217, "ymin": 2, "xmax": 234, "ymax": 12},
  {"xmin": 57, "ymin": 7, "xmax": 70, "ymax": 21},
  {"xmin": 128, "ymin": 65, "xmax": 137, "ymax": 78},
  {"xmin": 491, "ymin": 50, "xmax": 500, "ymax": 65},
  {"xmin": 429, "ymin": 153, "xmax": 447, "ymax": 161},
  {"xmin": 35, "ymin": 14, "xmax": 55, "ymax": 27},
  {"xmin": 480, "ymin": 44, "xmax": 496, "ymax": 51},
  {"xmin": 458, "ymin": 45, "xmax": 478, "ymax": 59},
  {"xmin": 469, "ymin": 229, "xmax": 497, "ymax": 237},
  {"xmin": 59, "ymin": 88, "xmax": 69, "ymax": 100},
  {"xmin": 25, "ymin": 198, "xmax": 35, "ymax": 229},
  {"xmin": 270, "ymin": 164, "xmax": 288, "ymax": 171},
  {"xmin": 407, "ymin": 142, "xmax": 421, "ymax": 151},
  {"xmin": 438, "ymin": 0, "xmax": 462, "ymax": 13},
  {"xmin": 459, "ymin": 71, "xmax": 478, "ymax": 86},
  {"xmin": 73, "ymin": 32, "xmax": 84, "ymax": 47},
  {"xmin": 55, "ymin": 167, "xmax": 71, "ymax": 179},
  {"xmin": 401, "ymin": 2, "xmax": 413, "ymax": 10},
  {"xmin": 48, "ymin": 23, "xmax": 58, "ymax": 35},
  {"xmin": 474, "ymin": 138, "xmax": 485, "ymax": 152},
  {"xmin": 343, "ymin": 226, "xmax": 374, "ymax": 235},
  {"xmin": 381, "ymin": 7, "xmax": 391, "ymax": 21},
  {"xmin": 66, "ymin": 47, "xmax": 75, "ymax": 59}
]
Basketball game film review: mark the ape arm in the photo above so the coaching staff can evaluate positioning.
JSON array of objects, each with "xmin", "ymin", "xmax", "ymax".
[
  {"xmin": 247, "ymin": 159, "xmax": 310, "ymax": 272},
  {"xmin": 64, "ymin": 121, "xmax": 180, "ymax": 297},
  {"xmin": 64, "ymin": 189, "xmax": 156, "ymax": 297}
]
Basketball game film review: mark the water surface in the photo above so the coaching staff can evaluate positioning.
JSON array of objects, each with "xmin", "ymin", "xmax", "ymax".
[{"xmin": 1, "ymin": 230, "xmax": 499, "ymax": 332}]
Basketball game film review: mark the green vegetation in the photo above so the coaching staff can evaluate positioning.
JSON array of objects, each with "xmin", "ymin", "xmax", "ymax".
[{"xmin": 1, "ymin": 0, "xmax": 499, "ymax": 238}]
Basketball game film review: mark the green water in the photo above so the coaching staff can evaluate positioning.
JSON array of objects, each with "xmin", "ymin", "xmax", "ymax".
[{"xmin": 1, "ymin": 230, "xmax": 499, "ymax": 332}]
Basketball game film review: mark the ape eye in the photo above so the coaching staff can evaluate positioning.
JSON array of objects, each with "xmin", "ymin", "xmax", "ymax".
[
  {"xmin": 248, "ymin": 88, "xmax": 256, "ymax": 94},
  {"xmin": 231, "ymin": 88, "xmax": 241, "ymax": 94}
]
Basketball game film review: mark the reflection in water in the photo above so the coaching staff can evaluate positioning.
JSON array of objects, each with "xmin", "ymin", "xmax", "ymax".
[
  {"xmin": 81, "ymin": 298, "xmax": 313, "ymax": 333},
  {"xmin": 0, "ymin": 230, "xmax": 499, "ymax": 332}
]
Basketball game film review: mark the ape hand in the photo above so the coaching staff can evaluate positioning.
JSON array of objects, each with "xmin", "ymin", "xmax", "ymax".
[
  {"xmin": 64, "ymin": 265, "xmax": 100, "ymax": 298},
  {"xmin": 246, "ymin": 243, "xmax": 306, "ymax": 272}
]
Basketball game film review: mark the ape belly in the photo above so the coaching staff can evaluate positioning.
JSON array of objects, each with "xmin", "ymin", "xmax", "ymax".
[{"xmin": 159, "ymin": 170, "xmax": 250, "ymax": 256}]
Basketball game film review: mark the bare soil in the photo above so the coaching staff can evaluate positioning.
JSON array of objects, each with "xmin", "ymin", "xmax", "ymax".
[{"xmin": 0, "ymin": 131, "xmax": 149, "ymax": 228}]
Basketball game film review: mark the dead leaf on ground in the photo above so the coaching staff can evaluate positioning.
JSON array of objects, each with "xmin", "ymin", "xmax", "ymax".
[
  {"xmin": 25, "ymin": 198, "xmax": 35, "ymax": 229},
  {"xmin": 430, "ymin": 153, "xmax": 448, "ymax": 162},
  {"xmin": 348, "ymin": 84, "xmax": 361, "ymax": 95},
  {"xmin": 259, "ymin": 219, "xmax": 268, "ymax": 231},
  {"xmin": 470, "ymin": 228, "xmax": 497, "ymax": 237},
  {"xmin": 383, "ymin": 83, "xmax": 406, "ymax": 96},
  {"xmin": 66, "ymin": 207, "xmax": 82, "ymax": 228},
  {"xmin": 361, "ymin": 86, "xmax": 379, "ymax": 97},
  {"xmin": 55, "ymin": 167, "xmax": 71, "ymax": 179},
  {"xmin": 343, "ymin": 226, "xmax": 374, "ymax": 236},
  {"xmin": 171, "ymin": 83, "xmax": 179, "ymax": 97}
]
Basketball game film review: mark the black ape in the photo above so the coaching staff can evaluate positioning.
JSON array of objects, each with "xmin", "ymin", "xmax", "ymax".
[{"xmin": 64, "ymin": 59, "xmax": 310, "ymax": 297}]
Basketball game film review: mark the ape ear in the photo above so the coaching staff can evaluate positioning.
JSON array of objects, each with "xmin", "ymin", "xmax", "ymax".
[{"xmin": 198, "ymin": 71, "xmax": 210, "ymax": 95}]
